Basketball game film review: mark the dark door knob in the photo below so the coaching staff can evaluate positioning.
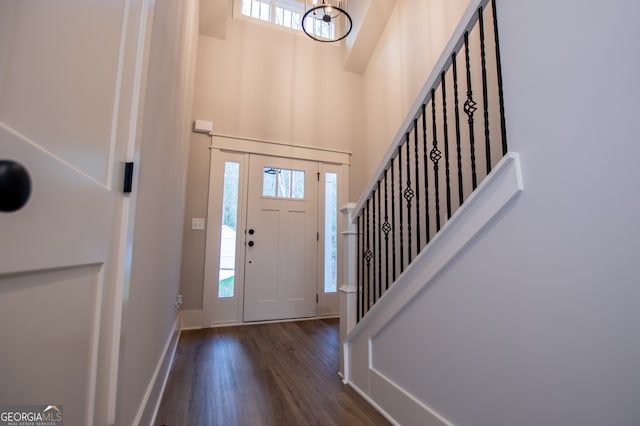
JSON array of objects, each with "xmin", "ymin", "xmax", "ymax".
[
  {"xmin": 248, "ymin": 241, "xmax": 255, "ymax": 247},
  {"xmin": 0, "ymin": 159, "xmax": 31, "ymax": 212},
  {"xmin": 248, "ymin": 229, "xmax": 255, "ymax": 235}
]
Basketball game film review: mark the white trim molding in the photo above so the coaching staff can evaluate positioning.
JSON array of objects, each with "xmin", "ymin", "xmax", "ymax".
[{"xmin": 211, "ymin": 134, "xmax": 351, "ymax": 165}]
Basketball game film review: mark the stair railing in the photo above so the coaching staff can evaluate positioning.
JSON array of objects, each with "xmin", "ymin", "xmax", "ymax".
[{"xmin": 354, "ymin": 0, "xmax": 507, "ymax": 322}]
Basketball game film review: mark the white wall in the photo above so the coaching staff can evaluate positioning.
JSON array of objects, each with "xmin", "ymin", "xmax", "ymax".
[
  {"xmin": 115, "ymin": 0, "xmax": 198, "ymax": 424},
  {"xmin": 194, "ymin": 19, "xmax": 363, "ymax": 151},
  {"xmin": 353, "ymin": 0, "xmax": 469, "ymax": 197},
  {"xmin": 348, "ymin": 0, "xmax": 640, "ymax": 425}
]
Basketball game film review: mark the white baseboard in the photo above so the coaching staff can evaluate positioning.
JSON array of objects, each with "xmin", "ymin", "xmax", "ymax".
[
  {"xmin": 180, "ymin": 310, "xmax": 340, "ymax": 330},
  {"xmin": 133, "ymin": 316, "xmax": 181, "ymax": 426}
]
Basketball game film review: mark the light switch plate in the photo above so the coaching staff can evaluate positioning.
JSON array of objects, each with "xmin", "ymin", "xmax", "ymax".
[{"xmin": 192, "ymin": 218, "xmax": 205, "ymax": 230}]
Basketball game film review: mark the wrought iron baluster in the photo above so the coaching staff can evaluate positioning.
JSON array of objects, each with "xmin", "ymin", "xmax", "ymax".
[
  {"xmin": 390, "ymin": 157, "xmax": 396, "ymax": 283},
  {"xmin": 430, "ymin": 92, "xmax": 442, "ymax": 231},
  {"xmin": 422, "ymin": 104, "xmax": 431, "ymax": 244},
  {"xmin": 398, "ymin": 145, "xmax": 404, "ymax": 272},
  {"xmin": 491, "ymin": 0, "xmax": 508, "ymax": 156},
  {"xmin": 441, "ymin": 71, "xmax": 452, "ymax": 219},
  {"xmin": 413, "ymin": 119, "xmax": 421, "ymax": 254},
  {"xmin": 357, "ymin": 214, "xmax": 362, "ymax": 321},
  {"xmin": 383, "ymin": 169, "xmax": 391, "ymax": 291},
  {"xmin": 372, "ymin": 191, "xmax": 377, "ymax": 303},
  {"xmin": 364, "ymin": 200, "xmax": 372, "ymax": 314},
  {"xmin": 404, "ymin": 133, "xmax": 413, "ymax": 263},
  {"xmin": 479, "ymin": 6, "xmax": 492, "ymax": 174},
  {"xmin": 464, "ymin": 31, "xmax": 478, "ymax": 190},
  {"xmin": 452, "ymin": 50, "xmax": 464, "ymax": 206},
  {"xmin": 377, "ymin": 180, "xmax": 382, "ymax": 300}
]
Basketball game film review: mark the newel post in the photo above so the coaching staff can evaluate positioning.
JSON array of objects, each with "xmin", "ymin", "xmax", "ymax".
[{"xmin": 339, "ymin": 202, "xmax": 358, "ymax": 379}]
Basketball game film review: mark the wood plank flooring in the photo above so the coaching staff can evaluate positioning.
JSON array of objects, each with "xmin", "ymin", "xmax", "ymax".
[{"xmin": 155, "ymin": 318, "xmax": 389, "ymax": 426}]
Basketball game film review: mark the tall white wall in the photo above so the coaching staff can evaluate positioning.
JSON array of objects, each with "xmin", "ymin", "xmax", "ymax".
[
  {"xmin": 115, "ymin": 0, "xmax": 198, "ymax": 424},
  {"xmin": 348, "ymin": 0, "xmax": 640, "ymax": 425},
  {"xmin": 194, "ymin": 18, "xmax": 363, "ymax": 151},
  {"xmin": 353, "ymin": 0, "xmax": 469, "ymax": 197}
]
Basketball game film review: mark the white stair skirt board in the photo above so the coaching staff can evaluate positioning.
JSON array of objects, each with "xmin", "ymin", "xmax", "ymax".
[
  {"xmin": 343, "ymin": 152, "xmax": 523, "ymax": 425},
  {"xmin": 370, "ymin": 369, "xmax": 451, "ymax": 426}
]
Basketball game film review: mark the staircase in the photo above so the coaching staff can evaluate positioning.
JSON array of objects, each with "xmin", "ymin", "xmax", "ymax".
[{"xmin": 340, "ymin": 0, "xmax": 523, "ymax": 424}]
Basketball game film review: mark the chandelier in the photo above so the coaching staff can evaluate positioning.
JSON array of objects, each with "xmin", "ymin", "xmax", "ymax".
[{"xmin": 302, "ymin": 0, "xmax": 352, "ymax": 43}]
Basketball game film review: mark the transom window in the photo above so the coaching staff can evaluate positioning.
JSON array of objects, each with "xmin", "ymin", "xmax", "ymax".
[
  {"xmin": 262, "ymin": 167, "xmax": 305, "ymax": 199},
  {"xmin": 239, "ymin": 0, "xmax": 335, "ymax": 40}
]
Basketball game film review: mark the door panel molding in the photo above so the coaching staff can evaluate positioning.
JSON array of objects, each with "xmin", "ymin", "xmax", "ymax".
[
  {"xmin": 0, "ymin": 124, "xmax": 112, "ymax": 275},
  {"xmin": 0, "ymin": 264, "xmax": 103, "ymax": 425}
]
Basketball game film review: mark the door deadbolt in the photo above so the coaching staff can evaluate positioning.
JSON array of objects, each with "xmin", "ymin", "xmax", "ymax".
[{"xmin": 248, "ymin": 241, "xmax": 255, "ymax": 247}]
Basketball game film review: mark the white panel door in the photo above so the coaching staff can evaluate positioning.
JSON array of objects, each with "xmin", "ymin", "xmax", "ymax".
[
  {"xmin": 243, "ymin": 155, "xmax": 318, "ymax": 322},
  {"xmin": 0, "ymin": 1, "xmax": 149, "ymax": 425}
]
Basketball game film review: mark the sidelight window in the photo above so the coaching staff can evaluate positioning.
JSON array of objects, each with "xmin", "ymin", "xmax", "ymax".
[
  {"xmin": 218, "ymin": 161, "xmax": 240, "ymax": 298},
  {"xmin": 324, "ymin": 172, "xmax": 338, "ymax": 293}
]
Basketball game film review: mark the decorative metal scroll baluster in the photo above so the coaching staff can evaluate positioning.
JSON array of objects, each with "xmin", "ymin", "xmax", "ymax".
[
  {"xmin": 430, "ymin": 90, "xmax": 442, "ymax": 231},
  {"xmin": 452, "ymin": 51, "xmax": 464, "ymax": 206},
  {"xmin": 364, "ymin": 199, "xmax": 372, "ymax": 313},
  {"xmin": 492, "ymin": 0, "xmax": 508, "ymax": 156},
  {"xmin": 390, "ymin": 157, "xmax": 396, "ymax": 282},
  {"xmin": 413, "ymin": 119, "xmax": 421, "ymax": 254},
  {"xmin": 371, "ymin": 189, "xmax": 377, "ymax": 303},
  {"xmin": 377, "ymin": 180, "xmax": 382, "ymax": 300},
  {"xmin": 479, "ymin": 6, "xmax": 492, "ymax": 174},
  {"xmin": 422, "ymin": 104, "xmax": 431, "ymax": 243},
  {"xmin": 354, "ymin": 0, "xmax": 507, "ymax": 323},
  {"xmin": 404, "ymin": 133, "xmax": 414, "ymax": 263},
  {"xmin": 357, "ymin": 214, "xmax": 362, "ymax": 321},
  {"xmin": 398, "ymin": 146, "xmax": 404, "ymax": 272},
  {"xmin": 441, "ymin": 71, "xmax": 452, "ymax": 219},
  {"xmin": 463, "ymin": 32, "xmax": 478, "ymax": 191},
  {"xmin": 383, "ymin": 169, "xmax": 391, "ymax": 291}
]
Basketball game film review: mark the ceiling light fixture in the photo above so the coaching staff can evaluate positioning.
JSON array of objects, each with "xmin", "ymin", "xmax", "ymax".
[{"xmin": 302, "ymin": 0, "xmax": 352, "ymax": 43}]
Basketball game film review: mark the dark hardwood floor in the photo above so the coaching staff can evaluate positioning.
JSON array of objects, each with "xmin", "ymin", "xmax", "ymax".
[{"xmin": 155, "ymin": 318, "xmax": 389, "ymax": 426}]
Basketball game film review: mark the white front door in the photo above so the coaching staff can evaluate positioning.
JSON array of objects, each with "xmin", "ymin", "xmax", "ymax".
[
  {"xmin": 243, "ymin": 154, "xmax": 319, "ymax": 322},
  {"xmin": 0, "ymin": 1, "xmax": 149, "ymax": 424}
]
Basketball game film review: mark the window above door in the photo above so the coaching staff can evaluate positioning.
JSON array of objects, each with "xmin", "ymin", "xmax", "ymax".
[{"xmin": 236, "ymin": 0, "xmax": 336, "ymax": 41}]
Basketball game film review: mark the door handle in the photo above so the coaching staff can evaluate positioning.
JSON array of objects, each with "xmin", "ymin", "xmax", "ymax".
[
  {"xmin": 248, "ymin": 241, "xmax": 255, "ymax": 247},
  {"xmin": 0, "ymin": 159, "xmax": 32, "ymax": 212},
  {"xmin": 248, "ymin": 229, "xmax": 255, "ymax": 235}
]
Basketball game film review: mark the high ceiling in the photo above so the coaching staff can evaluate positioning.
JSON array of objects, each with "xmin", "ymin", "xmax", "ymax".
[{"xmin": 197, "ymin": 0, "xmax": 396, "ymax": 74}]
